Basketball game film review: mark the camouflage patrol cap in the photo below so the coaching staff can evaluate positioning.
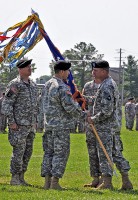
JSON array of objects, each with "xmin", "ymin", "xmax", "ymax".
[
  {"xmin": 54, "ymin": 60, "xmax": 71, "ymax": 71},
  {"xmin": 91, "ymin": 60, "xmax": 110, "ymax": 70},
  {"xmin": 16, "ymin": 59, "xmax": 32, "ymax": 68}
]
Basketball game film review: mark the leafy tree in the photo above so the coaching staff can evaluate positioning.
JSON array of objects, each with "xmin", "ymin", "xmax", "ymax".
[
  {"xmin": 62, "ymin": 42, "xmax": 104, "ymax": 91},
  {"xmin": 123, "ymin": 55, "xmax": 138, "ymax": 98},
  {"xmin": 0, "ymin": 63, "xmax": 18, "ymax": 92},
  {"xmin": 36, "ymin": 75, "xmax": 52, "ymax": 84}
]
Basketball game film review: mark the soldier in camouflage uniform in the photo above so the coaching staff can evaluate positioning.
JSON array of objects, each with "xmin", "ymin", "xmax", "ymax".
[
  {"xmin": 0, "ymin": 93, "xmax": 7, "ymax": 133},
  {"xmin": 82, "ymin": 77, "xmax": 102, "ymax": 188},
  {"xmin": 41, "ymin": 60, "xmax": 87, "ymax": 190},
  {"xmin": 135, "ymin": 102, "xmax": 138, "ymax": 131},
  {"xmin": 83, "ymin": 72, "xmax": 133, "ymax": 190},
  {"xmin": 87, "ymin": 60, "xmax": 119, "ymax": 189},
  {"xmin": 83, "ymin": 63, "xmax": 133, "ymax": 190},
  {"xmin": 1, "ymin": 59, "xmax": 38, "ymax": 186},
  {"xmin": 125, "ymin": 97, "xmax": 135, "ymax": 130}
]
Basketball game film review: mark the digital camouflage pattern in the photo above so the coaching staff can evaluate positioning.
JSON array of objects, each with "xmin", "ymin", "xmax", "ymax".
[
  {"xmin": 84, "ymin": 78, "xmax": 131, "ymax": 177},
  {"xmin": 37, "ymin": 93, "xmax": 44, "ymax": 132},
  {"xmin": 41, "ymin": 76, "xmax": 86, "ymax": 178},
  {"xmin": 83, "ymin": 80, "xmax": 100, "ymax": 114},
  {"xmin": 42, "ymin": 77, "xmax": 85, "ymax": 130},
  {"xmin": 112, "ymin": 96, "xmax": 131, "ymax": 173},
  {"xmin": 77, "ymin": 118, "xmax": 85, "ymax": 133},
  {"xmin": 9, "ymin": 126, "xmax": 35, "ymax": 174},
  {"xmin": 2, "ymin": 76, "xmax": 38, "ymax": 126},
  {"xmin": 83, "ymin": 80, "xmax": 101, "ymax": 177},
  {"xmin": 125, "ymin": 101, "xmax": 135, "ymax": 130},
  {"xmin": 112, "ymin": 133, "xmax": 130, "ymax": 173},
  {"xmin": 41, "ymin": 129, "xmax": 70, "ymax": 178},
  {"xmin": 91, "ymin": 76, "xmax": 119, "ymax": 176},
  {"xmin": 1, "ymin": 76, "xmax": 38, "ymax": 174},
  {"xmin": 0, "ymin": 96, "xmax": 7, "ymax": 132}
]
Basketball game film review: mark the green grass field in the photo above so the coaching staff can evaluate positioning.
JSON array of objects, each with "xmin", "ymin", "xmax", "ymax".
[{"xmin": 0, "ymin": 116, "xmax": 138, "ymax": 200}]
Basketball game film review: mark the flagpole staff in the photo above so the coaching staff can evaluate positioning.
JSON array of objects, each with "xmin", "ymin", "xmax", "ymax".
[{"xmin": 89, "ymin": 123, "xmax": 117, "ymax": 176}]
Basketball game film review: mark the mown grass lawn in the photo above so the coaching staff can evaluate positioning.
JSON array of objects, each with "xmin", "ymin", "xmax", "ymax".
[{"xmin": 0, "ymin": 115, "xmax": 138, "ymax": 200}]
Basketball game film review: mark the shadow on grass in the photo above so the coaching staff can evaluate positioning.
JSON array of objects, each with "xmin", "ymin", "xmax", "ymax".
[
  {"xmin": 0, "ymin": 182, "xmax": 44, "ymax": 191},
  {"xmin": 1, "ymin": 183, "xmax": 138, "ymax": 196},
  {"xmin": 113, "ymin": 188, "xmax": 138, "ymax": 195},
  {"xmin": 0, "ymin": 183, "xmax": 103, "ymax": 194},
  {"xmin": 58, "ymin": 187, "xmax": 103, "ymax": 194},
  {"xmin": 62, "ymin": 187, "xmax": 138, "ymax": 196}
]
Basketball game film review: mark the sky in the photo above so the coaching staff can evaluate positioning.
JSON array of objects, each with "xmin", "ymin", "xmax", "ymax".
[{"xmin": 1, "ymin": 0, "xmax": 138, "ymax": 81}]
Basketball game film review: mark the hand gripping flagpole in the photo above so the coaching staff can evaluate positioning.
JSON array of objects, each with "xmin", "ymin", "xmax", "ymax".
[{"xmin": 89, "ymin": 123, "xmax": 117, "ymax": 176}]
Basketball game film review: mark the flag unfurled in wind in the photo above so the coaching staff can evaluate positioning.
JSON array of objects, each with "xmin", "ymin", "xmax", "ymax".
[{"xmin": 0, "ymin": 9, "xmax": 85, "ymax": 109}]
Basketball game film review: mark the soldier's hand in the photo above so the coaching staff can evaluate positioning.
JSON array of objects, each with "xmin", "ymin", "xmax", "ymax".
[{"xmin": 9, "ymin": 123, "xmax": 18, "ymax": 130}]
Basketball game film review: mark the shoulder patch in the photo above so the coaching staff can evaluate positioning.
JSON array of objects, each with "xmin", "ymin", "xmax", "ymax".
[{"xmin": 6, "ymin": 86, "xmax": 18, "ymax": 98}]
